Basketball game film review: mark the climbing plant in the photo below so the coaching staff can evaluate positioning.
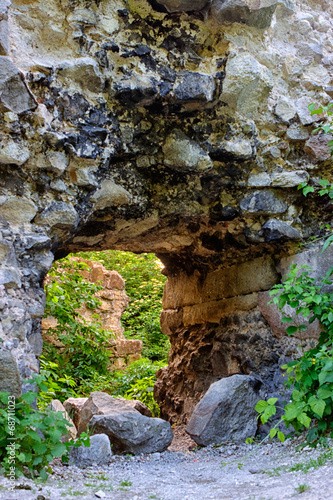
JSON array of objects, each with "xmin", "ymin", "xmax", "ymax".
[{"xmin": 256, "ymin": 103, "xmax": 333, "ymax": 446}]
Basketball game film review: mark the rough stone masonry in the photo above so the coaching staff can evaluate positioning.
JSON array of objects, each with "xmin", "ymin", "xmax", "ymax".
[{"xmin": 0, "ymin": 0, "xmax": 333, "ymax": 422}]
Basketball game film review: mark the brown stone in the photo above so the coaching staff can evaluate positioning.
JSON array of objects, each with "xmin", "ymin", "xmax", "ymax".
[
  {"xmin": 47, "ymin": 399, "xmax": 77, "ymax": 441},
  {"xmin": 114, "ymin": 339, "xmax": 143, "ymax": 357},
  {"xmin": 63, "ymin": 397, "xmax": 88, "ymax": 428},
  {"xmin": 160, "ymin": 309, "xmax": 184, "ymax": 336},
  {"xmin": 163, "ymin": 257, "xmax": 278, "ymax": 309},
  {"xmin": 182, "ymin": 293, "xmax": 258, "ymax": 326},
  {"xmin": 304, "ymin": 134, "xmax": 333, "ymax": 162},
  {"xmin": 77, "ymin": 392, "xmax": 139, "ymax": 435},
  {"xmin": 120, "ymin": 399, "xmax": 152, "ymax": 418}
]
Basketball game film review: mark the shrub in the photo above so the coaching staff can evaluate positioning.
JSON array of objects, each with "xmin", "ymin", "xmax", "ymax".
[{"xmin": 0, "ymin": 375, "xmax": 89, "ymax": 480}]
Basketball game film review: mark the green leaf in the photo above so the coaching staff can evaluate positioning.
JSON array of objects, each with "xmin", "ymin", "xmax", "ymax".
[
  {"xmin": 297, "ymin": 413, "xmax": 311, "ymax": 428},
  {"xmin": 270, "ymin": 428, "xmax": 277, "ymax": 438},
  {"xmin": 322, "ymin": 235, "xmax": 333, "ymax": 254},
  {"xmin": 50, "ymin": 443, "xmax": 66, "ymax": 458},
  {"xmin": 255, "ymin": 400, "xmax": 268, "ymax": 413},
  {"xmin": 286, "ymin": 326, "xmax": 298, "ymax": 336},
  {"xmin": 267, "ymin": 398, "xmax": 278, "ymax": 405},
  {"xmin": 284, "ymin": 405, "xmax": 299, "ymax": 421},
  {"xmin": 309, "ymin": 398, "xmax": 326, "ymax": 418},
  {"xmin": 303, "ymin": 186, "xmax": 315, "ymax": 196},
  {"xmin": 319, "ymin": 371, "xmax": 333, "ymax": 385},
  {"xmin": 278, "ymin": 431, "xmax": 285, "ymax": 443},
  {"xmin": 39, "ymin": 468, "xmax": 48, "ymax": 482},
  {"xmin": 317, "ymin": 386, "xmax": 332, "ymax": 399}
]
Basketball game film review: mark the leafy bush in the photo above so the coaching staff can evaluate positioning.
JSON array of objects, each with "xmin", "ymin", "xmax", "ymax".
[
  {"xmin": 0, "ymin": 376, "xmax": 89, "ymax": 480},
  {"xmin": 124, "ymin": 376, "xmax": 160, "ymax": 417},
  {"xmin": 109, "ymin": 358, "xmax": 166, "ymax": 396},
  {"xmin": 38, "ymin": 358, "xmax": 77, "ymax": 409},
  {"xmin": 44, "ymin": 257, "xmax": 112, "ymax": 386},
  {"xmin": 258, "ymin": 264, "xmax": 333, "ymax": 445}
]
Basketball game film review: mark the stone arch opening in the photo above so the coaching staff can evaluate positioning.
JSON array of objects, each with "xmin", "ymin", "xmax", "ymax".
[{"xmin": 1, "ymin": 0, "xmax": 332, "ymax": 426}]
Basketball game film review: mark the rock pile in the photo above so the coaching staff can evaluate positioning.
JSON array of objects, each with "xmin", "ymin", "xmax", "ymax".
[{"xmin": 58, "ymin": 392, "xmax": 173, "ymax": 462}]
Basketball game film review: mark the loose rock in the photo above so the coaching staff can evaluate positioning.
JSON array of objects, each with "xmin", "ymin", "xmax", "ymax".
[{"xmin": 186, "ymin": 375, "xmax": 263, "ymax": 445}]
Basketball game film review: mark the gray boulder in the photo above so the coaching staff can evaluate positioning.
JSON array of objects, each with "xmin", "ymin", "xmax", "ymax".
[
  {"xmin": 186, "ymin": 375, "xmax": 263, "ymax": 445},
  {"xmin": 34, "ymin": 202, "xmax": 79, "ymax": 229},
  {"xmin": 90, "ymin": 412, "xmax": 173, "ymax": 455},
  {"xmin": 0, "ymin": 56, "xmax": 37, "ymax": 114},
  {"xmin": 163, "ymin": 129, "xmax": 213, "ymax": 172},
  {"xmin": 0, "ymin": 349, "xmax": 21, "ymax": 397},
  {"xmin": 69, "ymin": 434, "xmax": 112, "ymax": 467},
  {"xmin": 153, "ymin": 0, "xmax": 209, "ymax": 12},
  {"xmin": 0, "ymin": 0, "xmax": 10, "ymax": 55},
  {"xmin": 77, "ymin": 391, "xmax": 140, "ymax": 435}
]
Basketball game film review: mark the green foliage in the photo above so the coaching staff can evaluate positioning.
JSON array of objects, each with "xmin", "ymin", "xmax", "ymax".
[
  {"xmin": 309, "ymin": 102, "xmax": 333, "ymax": 141},
  {"xmin": 38, "ymin": 357, "xmax": 77, "ymax": 409},
  {"xmin": 256, "ymin": 263, "xmax": 333, "ymax": 445},
  {"xmin": 44, "ymin": 257, "xmax": 113, "ymax": 388},
  {"xmin": 107, "ymin": 358, "xmax": 166, "ymax": 397},
  {"xmin": 77, "ymin": 251, "xmax": 169, "ymax": 362},
  {"xmin": 124, "ymin": 376, "xmax": 159, "ymax": 416},
  {"xmin": 0, "ymin": 375, "xmax": 90, "ymax": 480},
  {"xmin": 42, "ymin": 251, "xmax": 168, "ymax": 415}
]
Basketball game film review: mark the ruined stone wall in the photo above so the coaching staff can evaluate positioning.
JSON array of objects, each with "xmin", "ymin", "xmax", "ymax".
[
  {"xmin": 42, "ymin": 257, "xmax": 142, "ymax": 369},
  {"xmin": 0, "ymin": 0, "xmax": 333, "ymax": 418}
]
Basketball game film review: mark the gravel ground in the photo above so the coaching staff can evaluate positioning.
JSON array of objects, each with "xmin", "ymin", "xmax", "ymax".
[{"xmin": 1, "ymin": 434, "xmax": 333, "ymax": 500}]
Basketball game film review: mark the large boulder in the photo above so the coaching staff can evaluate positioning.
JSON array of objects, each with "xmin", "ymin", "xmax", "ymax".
[
  {"xmin": 63, "ymin": 397, "xmax": 88, "ymax": 428},
  {"xmin": 0, "ymin": 56, "xmax": 37, "ymax": 114},
  {"xmin": 90, "ymin": 412, "xmax": 173, "ymax": 455},
  {"xmin": 186, "ymin": 375, "xmax": 263, "ymax": 445},
  {"xmin": 69, "ymin": 434, "xmax": 112, "ymax": 467},
  {"xmin": 77, "ymin": 392, "xmax": 150, "ymax": 434}
]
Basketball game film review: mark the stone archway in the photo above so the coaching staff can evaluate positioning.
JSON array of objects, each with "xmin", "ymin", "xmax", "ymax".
[{"xmin": 1, "ymin": 0, "xmax": 332, "ymax": 421}]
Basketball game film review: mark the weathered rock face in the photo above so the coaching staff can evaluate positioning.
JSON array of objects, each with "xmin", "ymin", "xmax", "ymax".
[{"xmin": 0, "ymin": 0, "xmax": 333, "ymax": 423}]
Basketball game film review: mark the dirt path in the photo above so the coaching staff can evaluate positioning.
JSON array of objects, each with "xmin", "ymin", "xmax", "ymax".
[{"xmin": 1, "ymin": 433, "xmax": 333, "ymax": 500}]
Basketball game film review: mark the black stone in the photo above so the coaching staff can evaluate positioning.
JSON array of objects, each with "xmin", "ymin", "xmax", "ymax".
[
  {"xmin": 102, "ymin": 41, "xmax": 120, "ymax": 53},
  {"xmin": 134, "ymin": 44, "xmax": 151, "ymax": 56},
  {"xmin": 95, "ymin": 49, "xmax": 109, "ymax": 69}
]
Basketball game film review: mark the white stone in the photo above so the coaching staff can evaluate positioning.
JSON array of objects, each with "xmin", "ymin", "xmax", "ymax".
[
  {"xmin": 274, "ymin": 99, "xmax": 296, "ymax": 123},
  {"xmin": 248, "ymin": 172, "xmax": 271, "ymax": 187},
  {"xmin": 0, "ymin": 197, "xmax": 37, "ymax": 224},
  {"xmin": 221, "ymin": 53, "xmax": 273, "ymax": 118},
  {"xmin": 46, "ymin": 151, "xmax": 69, "ymax": 175},
  {"xmin": 0, "ymin": 140, "xmax": 30, "ymax": 165},
  {"xmin": 271, "ymin": 170, "xmax": 309, "ymax": 188},
  {"xmin": 220, "ymin": 139, "xmax": 253, "ymax": 159},
  {"xmin": 91, "ymin": 180, "xmax": 132, "ymax": 211}
]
